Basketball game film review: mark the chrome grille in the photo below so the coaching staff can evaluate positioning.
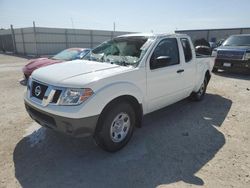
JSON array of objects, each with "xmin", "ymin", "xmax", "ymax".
[
  {"xmin": 31, "ymin": 81, "xmax": 48, "ymax": 100},
  {"xmin": 217, "ymin": 50, "xmax": 245, "ymax": 60},
  {"xmin": 30, "ymin": 80, "xmax": 63, "ymax": 106}
]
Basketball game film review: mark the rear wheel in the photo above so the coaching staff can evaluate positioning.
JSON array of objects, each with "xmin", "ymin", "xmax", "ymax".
[
  {"xmin": 190, "ymin": 77, "xmax": 208, "ymax": 101},
  {"xmin": 94, "ymin": 102, "xmax": 135, "ymax": 152}
]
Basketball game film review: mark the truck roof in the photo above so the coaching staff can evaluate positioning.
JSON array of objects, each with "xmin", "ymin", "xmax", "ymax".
[{"xmin": 118, "ymin": 33, "xmax": 189, "ymax": 39}]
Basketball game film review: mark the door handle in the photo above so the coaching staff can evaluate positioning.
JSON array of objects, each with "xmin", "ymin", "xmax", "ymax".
[{"xmin": 177, "ymin": 69, "xmax": 184, "ymax": 73}]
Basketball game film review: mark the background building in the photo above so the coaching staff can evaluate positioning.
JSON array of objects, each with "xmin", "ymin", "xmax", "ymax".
[{"xmin": 175, "ymin": 27, "xmax": 250, "ymax": 43}]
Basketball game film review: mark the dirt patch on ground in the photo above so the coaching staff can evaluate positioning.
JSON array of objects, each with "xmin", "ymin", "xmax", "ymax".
[{"xmin": 0, "ymin": 54, "xmax": 249, "ymax": 188}]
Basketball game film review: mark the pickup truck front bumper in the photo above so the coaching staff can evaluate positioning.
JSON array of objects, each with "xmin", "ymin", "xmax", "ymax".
[
  {"xmin": 25, "ymin": 102, "xmax": 99, "ymax": 137},
  {"xmin": 214, "ymin": 59, "xmax": 250, "ymax": 72}
]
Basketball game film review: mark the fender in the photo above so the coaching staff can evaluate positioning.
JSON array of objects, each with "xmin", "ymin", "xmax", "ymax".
[
  {"xmin": 80, "ymin": 81, "xmax": 145, "ymax": 117},
  {"xmin": 193, "ymin": 63, "xmax": 210, "ymax": 92}
]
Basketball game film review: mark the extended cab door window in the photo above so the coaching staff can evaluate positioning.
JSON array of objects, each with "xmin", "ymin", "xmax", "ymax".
[
  {"xmin": 180, "ymin": 38, "xmax": 193, "ymax": 62},
  {"xmin": 150, "ymin": 38, "xmax": 180, "ymax": 70}
]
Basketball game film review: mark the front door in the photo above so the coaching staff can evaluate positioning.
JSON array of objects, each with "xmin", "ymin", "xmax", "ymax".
[{"xmin": 146, "ymin": 38, "xmax": 185, "ymax": 113}]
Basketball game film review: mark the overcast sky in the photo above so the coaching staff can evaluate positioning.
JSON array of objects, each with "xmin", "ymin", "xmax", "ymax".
[{"xmin": 0, "ymin": 0, "xmax": 250, "ymax": 32}]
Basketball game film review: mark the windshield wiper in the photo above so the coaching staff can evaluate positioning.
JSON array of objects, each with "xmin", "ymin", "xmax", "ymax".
[
  {"xmin": 115, "ymin": 61, "xmax": 136, "ymax": 67},
  {"xmin": 120, "ymin": 61, "xmax": 130, "ymax": 66}
]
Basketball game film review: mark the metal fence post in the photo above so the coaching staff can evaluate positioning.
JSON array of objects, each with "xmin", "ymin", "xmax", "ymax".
[
  {"xmin": 111, "ymin": 31, "xmax": 114, "ymax": 39},
  {"xmin": 90, "ymin": 30, "xmax": 93, "ymax": 48},
  {"xmin": 33, "ymin": 21, "xmax": 38, "ymax": 56},
  {"xmin": 206, "ymin": 30, "xmax": 210, "ymax": 42},
  {"xmin": 10, "ymin": 25, "xmax": 17, "ymax": 54},
  {"xmin": 65, "ymin": 29, "xmax": 69, "ymax": 48},
  {"xmin": 240, "ymin": 28, "xmax": 243, "ymax": 34},
  {"xmin": 21, "ymin": 28, "xmax": 26, "ymax": 55}
]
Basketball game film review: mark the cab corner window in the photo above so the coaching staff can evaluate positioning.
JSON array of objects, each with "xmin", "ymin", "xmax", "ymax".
[
  {"xmin": 150, "ymin": 38, "xmax": 180, "ymax": 70},
  {"xmin": 181, "ymin": 38, "xmax": 192, "ymax": 62}
]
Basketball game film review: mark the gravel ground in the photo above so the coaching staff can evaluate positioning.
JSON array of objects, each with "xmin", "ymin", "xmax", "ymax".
[{"xmin": 0, "ymin": 53, "xmax": 249, "ymax": 188}]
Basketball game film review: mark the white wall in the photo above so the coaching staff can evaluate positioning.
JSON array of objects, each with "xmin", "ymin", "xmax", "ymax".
[{"xmin": 0, "ymin": 27, "xmax": 132, "ymax": 55}]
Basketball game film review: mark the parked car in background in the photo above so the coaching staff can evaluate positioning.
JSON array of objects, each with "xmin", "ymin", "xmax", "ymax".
[
  {"xmin": 209, "ymin": 42, "xmax": 217, "ymax": 50},
  {"xmin": 213, "ymin": 34, "xmax": 250, "ymax": 73},
  {"xmin": 194, "ymin": 38, "xmax": 212, "ymax": 55},
  {"xmin": 195, "ymin": 45, "xmax": 212, "ymax": 56},
  {"xmin": 209, "ymin": 39, "xmax": 225, "ymax": 50},
  {"xmin": 21, "ymin": 48, "xmax": 91, "ymax": 83},
  {"xmin": 24, "ymin": 33, "xmax": 214, "ymax": 152},
  {"xmin": 216, "ymin": 39, "xmax": 225, "ymax": 47},
  {"xmin": 194, "ymin": 38, "xmax": 210, "ymax": 47}
]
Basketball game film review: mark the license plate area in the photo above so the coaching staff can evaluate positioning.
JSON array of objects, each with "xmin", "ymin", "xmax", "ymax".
[{"xmin": 223, "ymin": 62, "xmax": 231, "ymax": 67}]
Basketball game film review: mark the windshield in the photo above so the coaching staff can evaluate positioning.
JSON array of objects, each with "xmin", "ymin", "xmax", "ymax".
[
  {"xmin": 52, "ymin": 49, "xmax": 81, "ymax": 61},
  {"xmin": 223, "ymin": 35, "xmax": 250, "ymax": 46},
  {"xmin": 83, "ymin": 36, "xmax": 154, "ymax": 67}
]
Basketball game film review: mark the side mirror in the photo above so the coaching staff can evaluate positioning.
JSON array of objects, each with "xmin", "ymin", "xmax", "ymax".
[
  {"xmin": 156, "ymin": 56, "xmax": 171, "ymax": 64},
  {"xmin": 195, "ymin": 46, "xmax": 212, "ymax": 56}
]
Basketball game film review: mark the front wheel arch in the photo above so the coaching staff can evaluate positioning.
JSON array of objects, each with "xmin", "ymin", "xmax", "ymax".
[{"xmin": 95, "ymin": 95, "xmax": 143, "ymax": 134}]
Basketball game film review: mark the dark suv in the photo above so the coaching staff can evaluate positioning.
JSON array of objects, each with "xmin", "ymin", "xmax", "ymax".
[{"xmin": 213, "ymin": 34, "xmax": 250, "ymax": 73}]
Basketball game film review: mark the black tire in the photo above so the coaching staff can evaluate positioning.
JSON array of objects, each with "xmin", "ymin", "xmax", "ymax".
[
  {"xmin": 94, "ymin": 102, "xmax": 135, "ymax": 152},
  {"xmin": 190, "ymin": 77, "xmax": 208, "ymax": 101}
]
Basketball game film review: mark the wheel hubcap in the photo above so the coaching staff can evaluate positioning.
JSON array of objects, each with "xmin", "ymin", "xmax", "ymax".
[{"xmin": 110, "ymin": 112, "xmax": 130, "ymax": 143}]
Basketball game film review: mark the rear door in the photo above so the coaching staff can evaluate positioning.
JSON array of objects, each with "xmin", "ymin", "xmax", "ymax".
[
  {"xmin": 146, "ymin": 37, "xmax": 186, "ymax": 113},
  {"xmin": 179, "ymin": 38, "xmax": 196, "ymax": 94}
]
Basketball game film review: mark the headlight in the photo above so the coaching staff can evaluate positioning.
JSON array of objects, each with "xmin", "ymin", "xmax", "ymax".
[
  {"xmin": 27, "ymin": 77, "xmax": 32, "ymax": 91},
  {"xmin": 59, "ymin": 88, "xmax": 93, "ymax": 105},
  {"xmin": 245, "ymin": 52, "xmax": 250, "ymax": 60}
]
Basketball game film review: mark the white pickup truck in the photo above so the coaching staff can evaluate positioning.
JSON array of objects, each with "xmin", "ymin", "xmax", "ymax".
[{"xmin": 24, "ymin": 33, "xmax": 214, "ymax": 152}]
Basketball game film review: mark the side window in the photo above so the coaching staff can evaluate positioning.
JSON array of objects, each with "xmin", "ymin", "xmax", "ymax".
[
  {"xmin": 150, "ymin": 38, "xmax": 180, "ymax": 70},
  {"xmin": 181, "ymin": 38, "xmax": 192, "ymax": 62}
]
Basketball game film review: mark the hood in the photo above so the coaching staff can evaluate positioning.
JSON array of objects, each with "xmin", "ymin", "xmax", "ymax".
[
  {"xmin": 217, "ymin": 45, "xmax": 250, "ymax": 52},
  {"xmin": 32, "ymin": 60, "xmax": 133, "ymax": 87},
  {"xmin": 25, "ymin": 58, "xmax": 62, "ymax": 70}
]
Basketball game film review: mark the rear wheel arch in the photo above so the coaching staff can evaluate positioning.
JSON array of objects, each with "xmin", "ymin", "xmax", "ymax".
[
  {"xmin": 190, "ymin": 71, "xmax": 209, "ymax": 101},
  {"xmin": 205, "ymin": 70, "xmax": 211, "ymax": 83}
]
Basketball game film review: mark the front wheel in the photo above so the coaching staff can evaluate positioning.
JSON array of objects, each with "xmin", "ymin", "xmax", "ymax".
[
  {"xmin": 190, "ymin": 77, "xmax": 208, "ymax": 101},
  {"xmin": 94, "ymin": 102, "xmax": 135, "ymax": 152}
]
